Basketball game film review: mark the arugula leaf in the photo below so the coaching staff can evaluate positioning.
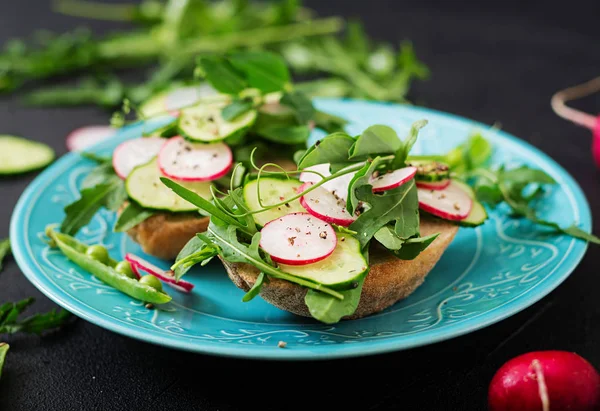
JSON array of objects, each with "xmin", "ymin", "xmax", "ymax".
[
  {"xmin": 114, "ymin": 202, "xmax": 155, "ymax": 232},
  {"xmin": 500, "ymin": 166, "xmax": 556, "ymax": 186},
  {"xmin": 242, "ymin": 272, "xmax": 265, "ymax": 302},
  {"xmin": 313, "ymin": 110, "xmax": 348, "ymax": 133},
  {"xmin": 229, "ymin": 51, "xmax": 290, "ymax": 94},
  {"xmin": 280, "ymin": 91, "xmax": 315, "ymax": 124},
  {"xmin": 445, "ymin": 132, "xmax": 493, "ymax": 173},
  {"xmin": 297, "ymin": 132, "xmax": 355, "ymax": 168},
  {"xmin": 346, "ymin": 157, "xmax": 383, "ymax": 214},
  {"xmin": 305, "ymin": 276, "xmax": 365, "ymax": 324},
  {"xmin": 222, "ymin": 98, "xmax": 254, "ymax": 121},
  {"xmin": 0, "ymin": 298, "xmax": 71, "ymax": 335},
  {"xmin": 349, "ymin": 179, "xmax": 419, "ymax": 249},
  {"xmin": 61, "ymin": 181, "xmax": 122, "ymax": 236},
  {"xmin": 173, "ymin": 236, "xmax": 218, "ymax": 280},
  {"xmin": 349, "ymin": 125, "xmax": 401, "ymax": 159},
  {"xmin": 256, "ymin": 124, "xmax": 310, "ymax": 144},
  {"xmin": 0, "ymin": 239, "xmax": 10, "ymax": 272},
  {"xmin": 392, "ymin": 119, "xmax": 428, "ymax": 169},
  {"xmin": 196, "ymin": 56, "xmax": 247, "ymax": 94},
  {"xmin": 391, "ymin": 234, "xmax": 439, "ymax": 260},
  {"xmin": 374, "ymin": 226, "xmax": 403, "ymax": 250},
  {"xmin": 0, "ymin": 343, "xmax": 8, "ymax": 379}
]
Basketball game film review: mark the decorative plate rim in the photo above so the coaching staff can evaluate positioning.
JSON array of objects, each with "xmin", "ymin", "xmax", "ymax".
[{"xmin": 10, "ymin": 99, "xmax": 591, "ymax": 360}]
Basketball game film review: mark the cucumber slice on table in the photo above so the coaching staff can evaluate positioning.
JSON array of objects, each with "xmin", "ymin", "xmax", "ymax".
[
  {"xmin": 126, "ymin": 158, "xmax": 212, "ymax": 212},
  {"xmin": 179, "ymin": 102, "xmax": 257, "ymax": 143},
  {"xmin": 0, "ymin": 135, "xmax": 54, "ymax": 175},
  {"xmin": 278, "ymin": 233, "xmax": 368, "ymax": 290},
  {"xmin": 243, "ymin": 177, "xmax": 305, "ymax": 226},
  {"xmin": 452, "ymin": 180, "xmax": 488, "ymax": 227}
]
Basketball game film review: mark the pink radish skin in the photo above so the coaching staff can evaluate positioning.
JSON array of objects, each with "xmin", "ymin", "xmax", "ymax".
[
  {"xmin": 158, "ymin": 136, "xmax": 232, "ymax": 182},
  {"xmin": 66, "ymin": 126, "xmax": 115, "ymax": 152},
  {"xmin": 259, "ymin": 212, "xmax": 337, "ymax": 266},
  {"xmin": 489, "ymin": 351, "xmax": 600, "ymax": 411},
  {"xmin": 299, "ymin": 163, "xmax": 358, "ymax": 202},
  {"xmin": 125, "ymin": 253, "xmax": 194, "ymax": 293},
  {"xmin": 416, "ymin": 179, "xmax": 451, "ymax": 191},
  {"xmin": 128, "ymin": 262, "xmax": 141, "ymax": 280},
  {"xmin": 418, "ymin": 181, "xmax": 472, "ymax": 221},
  {"xmin": 370, "ymin": 166, "xmax": 417, "ymax": 192},
  {"xmin": 112, "ymin": 137, "xmax": 165, "ymax": 179},
  {"xmin": 298, "ymin": 182, "xmax": 356, "ymax": 227}
]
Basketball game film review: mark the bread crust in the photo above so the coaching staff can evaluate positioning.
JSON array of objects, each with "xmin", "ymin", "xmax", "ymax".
[{"xmin": 222, "ymin": 218, "xmax": 458, "ymax": 320}]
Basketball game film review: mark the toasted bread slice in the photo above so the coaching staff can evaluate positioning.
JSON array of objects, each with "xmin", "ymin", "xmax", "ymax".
[
  {"xmin": 127, "ymin": 213, "xmax": 209, "ymax": 260},
  {"xmin": 222, "ymin": 217, "xmax": 458, "ymax": 320}
]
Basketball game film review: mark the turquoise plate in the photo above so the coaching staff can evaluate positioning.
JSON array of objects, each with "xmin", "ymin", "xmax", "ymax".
[{"xmin": 11, "ymin": 99, "xmax": 591, "ymax": 360}]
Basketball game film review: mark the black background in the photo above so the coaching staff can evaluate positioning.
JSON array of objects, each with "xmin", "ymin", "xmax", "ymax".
[{"xmin": 1, "ymin": 1, "xmax": 600, "ymax": 410}]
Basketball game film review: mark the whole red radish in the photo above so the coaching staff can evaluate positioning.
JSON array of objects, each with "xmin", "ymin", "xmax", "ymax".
[{"xmin": 489, "ymin": 351, "xmax": 600, "ymax": 411}]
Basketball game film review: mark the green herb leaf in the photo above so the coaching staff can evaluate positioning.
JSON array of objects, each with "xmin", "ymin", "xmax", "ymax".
[
  {"xmin": 222, "ymin": 99, "xmax": 254, "ymax": 121},
  {"xmin": 0, "ymin": 298, "xmax": 71, "ymax": 335},
  {"xmin": 242, "ymin": 272, "xmax": 265, "ymax": 302},
  {"xmin": 313, "ymin": 110, "xmax": 348, "ymax": 133},
  {"xmin": 304, "ymin": 276, "xmax": 365, "ymax": 324},
  {"xmin": 229, "ymin": 51, "xmax": 290, "ymax": 94},
  {"xmin": 0, "ymin": 343, "xmax": 8, "ymax": 380},
  {"xmin": 280, "ymin": 90, "xmax": 315, "ymax": 124},
  {"xmin": 196, "ymin": 56, "xmax": 247, "ymax": 94},
  {"xmin": 391, "ymin": 119, "xmax": 428, "ymax": 169},
  {"xmin": 500, "ymin": 166, "xmax": 556, "ymax": 186},
  {"xmin": 349, "ymin": 125, "xmax": 402, "ymax": 159},
  {"xmin": 114, "ymin": 202, "xmax": 155, "ymax": 232},
  {"xmin": 391, "ymin": 233, "xmax": 439, "ymax": 260},
  {"xmin": 173, "ymin": 236, "xmax": 218, "ymax": 280},
  {"xmin": 374, "ymin": 226, "xmax": 403, "ymax": 250},
  {"xmin": 0, "ymin": 239, "xmax": 10, "ymax": 272},
  {"xmin": 297, "ymin": 132, "xmax": 355, "ymax": 168},
  {"xmin": 349, "ymin": 179, "xmax": 419, "ymax": 249},
  {"xmin": 256, "ymin": 124, "xmax": 310, "ymax": 144}
]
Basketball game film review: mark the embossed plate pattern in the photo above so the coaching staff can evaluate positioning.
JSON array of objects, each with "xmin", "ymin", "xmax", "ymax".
[{"xmin": 11, "ymin": 99, "xmax": 590, "ymax": 359}]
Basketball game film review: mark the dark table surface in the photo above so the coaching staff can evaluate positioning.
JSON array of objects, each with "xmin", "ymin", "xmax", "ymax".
[{"xmin": 1, "ymin": 1, "xmax": 600, "ymax": 410}]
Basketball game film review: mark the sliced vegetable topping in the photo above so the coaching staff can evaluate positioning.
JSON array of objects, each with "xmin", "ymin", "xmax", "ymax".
[
  {"xmin": 299, "ymin": 163, "xmax": 358, "ymax": 201},
  {"xmin": 416, "ymin": 180, "xmax": 450, "ymax": 190},
  {"xmin": 66, "ymin": 126, "xmax": 114, "ymax": 152},
  {"xmin": 278, "ymin": 233, "xmax": 367, "ymax": 289},
  {"xmin": 370, "ymin": 166, "xmax": 417, "ymax": 192},
  {"xmin": 243, "ymin": 177, "xmax": 305, "ymax": 226},
  {"xmin": 164, "ymin": 84, "xmax": 218, "ymax": 113},
  {"xmin": 299, "ymin": 182, "xmax": 357, "ymax": 226},
  {"xmin": 179, "ymin": 101, "xmax": 256, "ymax": 142},
  {"xmin": 158, "ymin": 136, "xmax": 232, "ymax": 182},
  {"xmin": 409, "ymin": 160, "xmax": 451, "ymax": 182},
  {"xmin": 0, "ymin": 135, "xmax": 55, "ymax": 175},
  {"xmin": 259, "ymin": 212, "xmax": 337, "ymax": 265},
  {"xmin": 126, "ymin": 158, "xmax": 212, "ymax": 212},
  {"xmin": 112, "ymin": 137, "xmax": 165, "ymax": 179},
  {"xmin": 125, "ymin": 253, "xmax": 194, "ymax": 293},
  {"xmin": 418, "ymin": 181, "xmax": 472, "ymax": 221}
]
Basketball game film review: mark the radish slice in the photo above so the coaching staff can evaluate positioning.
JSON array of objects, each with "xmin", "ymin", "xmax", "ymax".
[
  {"xmin": 299, "ymin": 182, "xmax": 357, "ymax": 227},
  {"xmin": 299, "ymin": 163, "xmax": 358, "ymax": 202},
  {"xmin": 125, "ymin": 253, "xmax": 194, "ymax": 293},
  {"xmin": 370, "ymin": 166, "xmax": 417, "ymax": 192},
  {"xmin": 66, "ymin": 126, "xmax": 115, "ymax": 152},
  {"xmin": 259, "ymin": 212, "xmax": 337, "ymax": 265},
  {"xmin": 164, "ymin": 84, "xmax": 218, "ymax": 114},
  {"xmin": 158, "ymin": 136, "xmax": 232, "ymax": 182},
  {"xmin": 112, "ymin": 137, "xmax": 165, "ymax": 179},
  {"xmin": 416, "ymin": 179, "xmax": 451, "ymax": 190},
  {"xmin": 418, "ymin": 181, "xmax": 472, "ymax": 221},
  {"xmin": 128, "ymin": 262, "xmax": 141, "ymax": 280}
]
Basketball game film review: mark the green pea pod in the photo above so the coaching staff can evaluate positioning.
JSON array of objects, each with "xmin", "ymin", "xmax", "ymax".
[{"xmin": 48, "ymin": 230, "xmax": 171, "ymax": 304}]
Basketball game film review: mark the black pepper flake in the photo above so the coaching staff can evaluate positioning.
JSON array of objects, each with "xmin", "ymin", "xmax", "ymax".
[
  {"xmin": 341, "ymin": 237, "xmax": 345, "ymax": 242},
  {"xmin": 305, "ymin": 231, "xmax": 311, "ymax": 235},
  {"xmin": 285, "ymin": 203, "xmax": 290, "ymax": 208},
  {"xmin": 296, "ymin": 253, "xmax": 301, "ymax": 257},
  {"xmin": 288, "ymin": 237, "xmax": 296, "ymax": 245},
  {"xmin": 295, "ymin": 227, "xmax": 301, "ymax": 233},
  {"xmin": 351, "ymin": 281, "xmax": 359, "ymax": 289},
  {"xmin": 315, "ymin": 140, "xmax": 321, "ymax": 146},
  {"xmin": 319, "ymin": 231, "xmax": 328, "ymax": 239},
  {"xmin": 184, "ymin": 146, "xmax": 192, "ymax": 152},
  {"xmin": 212, "ymin": 153, "xmax": 218, "ymax": 158}
]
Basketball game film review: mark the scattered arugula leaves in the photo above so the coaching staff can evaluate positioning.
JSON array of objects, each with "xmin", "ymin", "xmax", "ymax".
[
  {"xmin": 0, "ymin": 298, "xmax": 71, "ymax": 335},
  {"xmin": 114, "ymin": 202, "xmax": 155, "ymax": 233}
]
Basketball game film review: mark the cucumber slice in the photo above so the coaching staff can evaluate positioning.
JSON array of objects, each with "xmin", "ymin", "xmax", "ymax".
[
  {"xmin": 243, "ymin": 177, "xmax": 305, "ymax": 226},
  {"xmin": 139, "ymin": 84, "xmax": 224, "ymax": 117},
  {"xmin": 407, "ymin": 160, "xmax": 450, "ymax": 182},
  {"xmin": 451, "ymin": 180, "xmax": 487, "ymax": 227},
  {"xmin": 278, "ymin": 233, "xmax": 368, "ymax": 290},
  {"xmin": 0, "ymin": 135, "xmax": 54, "ymax": 175},
  {"xmin": 126, "ymin": 158, "xmax": 212, "ymax": 212},
  {"xmin": 179, "ymin": 101, "xmax": 257, "ymax": 143},
  {"xmin": 460, "ymin": 200, "xmax": 487, "ymax": 227}
]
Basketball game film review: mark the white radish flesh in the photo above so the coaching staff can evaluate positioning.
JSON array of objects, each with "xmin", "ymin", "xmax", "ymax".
[
  {"xmin": 112, "ymin": 137, "xmax": 165, "ymax": 179},
  {"xmin": 299, "ymin": 182, "xmax": 356, "ymax": 226},
  {"xmin": 416, "ymin": 180, "xmax": 451, "ymax": 190},
  {"xmin": 259, "ymin": 212, "xmax": 337, "ymax": 265},
  {"xmin": 164, "ymin": 84, "xmax": 218, "ymax": 113},
  {"xmin": 158, "ymin": 136, "xmax": 232, "ymax": 182},
  {"xmin": 418, "ymin": 181, "xmax": 472, "ymax": 221},
  {"xmin": 66, "ymin": 126, "xmax": 115, "ymax": 152},
  {"xmin": 299, "ymin": 163, "xmax": 358, "ymax": 202},
  {"xmin": 370, "ymin": 166, "xmax": 417, "ymax": 192},
  {"xmin": 125, "ymin": 253, "xmax": 194, "ymax": 293}
]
